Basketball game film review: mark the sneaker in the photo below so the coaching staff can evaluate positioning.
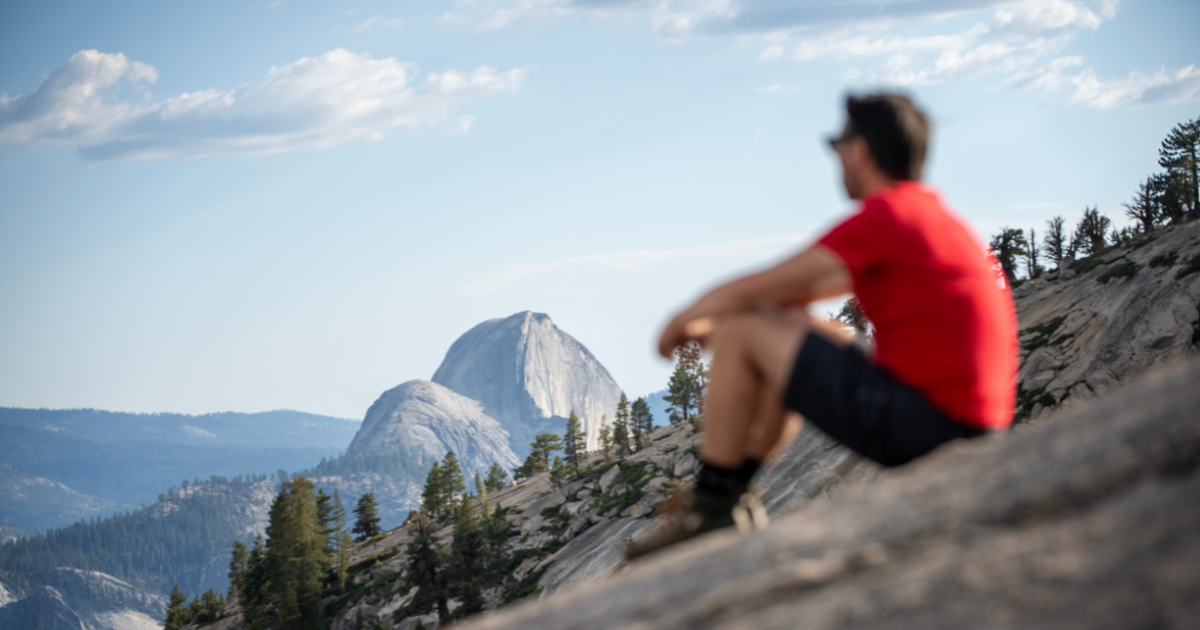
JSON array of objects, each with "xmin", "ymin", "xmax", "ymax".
[{"xmin": 625, "ymin": 488, "xmax": 768, "ymax": 561}]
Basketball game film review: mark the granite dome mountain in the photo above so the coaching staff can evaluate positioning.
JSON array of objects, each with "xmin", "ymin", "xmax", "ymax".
[
  {"xmin": 431, "ymin": 311, "xmax": 623, "ymax": 454},
  {"xmin": 308, "ymin": 311, "xmax": 623, "ymax": 528}
]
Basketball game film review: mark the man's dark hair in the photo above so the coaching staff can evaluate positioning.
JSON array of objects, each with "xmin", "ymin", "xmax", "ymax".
[{"xmin": 845, "ymin": 92, "xmax": 929, "ymax": 181}]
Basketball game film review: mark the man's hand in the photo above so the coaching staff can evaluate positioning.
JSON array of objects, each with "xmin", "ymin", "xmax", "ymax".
[
  {"xmin": 656, "ymin": 288, "xmax": 745, "ymax": 358},
  {"xmin": 656, "ymin": 244, "xmax": 852, "ymax": 359}
]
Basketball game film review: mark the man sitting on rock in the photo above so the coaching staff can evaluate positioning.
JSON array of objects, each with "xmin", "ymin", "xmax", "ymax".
[{"xmin": 627, "ymin": 92, "xmax": 1017, "ymax": 560}]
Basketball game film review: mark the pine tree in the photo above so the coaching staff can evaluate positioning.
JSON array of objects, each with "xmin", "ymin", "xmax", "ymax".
[
  {"xmin": 530, "ymin": 433, "xmax": 563, "ymax": 468},
  {"xmin": 598, "ymin": 417, "xmax": 613, "ymax": 458},
  {"xmin": 664, "ymin": 343, "xmax": 705, "ymax": 425},
  {"xmin": 265, "ymin": 477, "xmax": 326, "ymax": 630},
  {"xmin": 164, "ymin": 584, "xmax": 190, "ymax": 630},
  {"xmin": 352, "ymin": 493, "xmax": 382, "ymax": 541},
  {"xmin": 1025, "ymin": 229, "xmax": 1042, "ymax": 279},
  {"xmin": 483, "ymin": 463, "xmax": 509, "ymax": 492},
  {"xmin": 315, "ymin": 489, "xmax": 335, "ymax": 554},
  {"xmin": 421, "ymin": 462, "xmax": 446, "ymax": 517},
  {"xmin": 1150, "ymin": 172, "xmax": 1187, "ymax": 224},
  {"xmin": 451, "ymin": 494, "xmax": 486, "ymax": 618},
  {"xmin": 989, "ymin": 227, "xmax": 1030, "ymax": 283},
  {"xmin": 1072, "ymin": 207, "xmax": 1111, "ymax": 257},
  {"xmin": 612, "ymin": 392, "xmax": 632, "ymax": 457},
  {"xmin": 240, "ymin": 534, "xmax": 270, "ymax": 624},
  {"xmin": 562, "ymin": 411, "xmax": 587, "ymax": 475},
  {"xmin": 630, "ymin": 397, "xmax": 653, "ymax": 450},
  {"xmin": 228, "ymin": 539, "xmax": 248, "ymax": 603},
  {"xmin": 402, "ymin": 512, "xmax": 452, "ymax": 627},
  {"xmin": 1158, "ymin": 117, "xmax": 1199, "ymax": 217},
  {"xmin": 199, "ymin": 588, "xmax": 221, "ymax": 623},
  {"xmin": 440, "ymin": 451, "xmax": 466, "ymax": 512},
  {"xmin": 1043, "ymin": 216, "xmax": 1069, "ymax": 271},
  {"xmin": 331, "ymin": 490, "xmax": 350, "ymax": 593},
  {"xmin": 1124, "ymin": 177, "xmax": 1161, "ymax": 234},
  {"xmin": 549, "ymin": 455, "xmax": 568, "ymax": 489}
]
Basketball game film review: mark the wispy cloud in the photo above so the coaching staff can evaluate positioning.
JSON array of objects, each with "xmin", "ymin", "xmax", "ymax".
[
  {"xmin": 441, "ymin": 0, "xmax": 1178, "ymax": 108},
  {"xmin": 1006, "ymin": 56, "xmax": 1200, "ymax": 108},
  {"xmin": 0, "ymin": 49, "xmax": 525, "ymax": 160},
  {"xmin": 354, "ymin": 16, "xmax": 405, "ymax": 33},
  {"xmin": 461, "ymin": 233, "xmax": 809, "ymax": 295}
]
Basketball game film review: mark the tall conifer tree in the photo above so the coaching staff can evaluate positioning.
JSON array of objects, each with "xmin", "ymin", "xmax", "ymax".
[
  {"xmin": 352, "ymin": 493, "xmax": 382, "ymax": 541},
  {"xmin": 630, "ymin": 397, "xmax": 653, "ymax": 450},
  {"xmin": 562, "ymin": 411, "xmax": 587, "ymax": 475}
]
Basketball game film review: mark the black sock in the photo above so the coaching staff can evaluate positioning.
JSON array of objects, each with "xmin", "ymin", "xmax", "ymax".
[
  {"xmin": 736, "ymin": 459, "xmax": 762, "ymax": 485},
  {"xmin": 696, "ymin": 460, "xmax": 745, "ymax": 496}
]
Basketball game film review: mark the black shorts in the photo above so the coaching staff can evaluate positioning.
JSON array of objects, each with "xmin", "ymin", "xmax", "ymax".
[{"xmin": 783, "ymin": 333, "xmax": 991, "ymax": 467}]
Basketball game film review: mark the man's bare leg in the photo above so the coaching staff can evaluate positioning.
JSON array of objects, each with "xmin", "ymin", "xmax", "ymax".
[
  {"xmin": 627, "ymin": 310, "xmax": 853, "ymax": 560},
  {"xmin": 700, "ymin": 310, "xmax": 806, "ymax": 468}
]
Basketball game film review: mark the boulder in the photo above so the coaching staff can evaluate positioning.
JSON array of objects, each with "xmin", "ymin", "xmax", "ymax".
[{"xmin": 599, "ymin": 466, "xmax": 621, "ymax": 494}]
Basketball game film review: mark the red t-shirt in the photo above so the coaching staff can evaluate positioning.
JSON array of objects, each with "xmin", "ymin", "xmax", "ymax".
[{"xmin": 818, "ymin": 182, "xmax": 1016, "ymax": 430}]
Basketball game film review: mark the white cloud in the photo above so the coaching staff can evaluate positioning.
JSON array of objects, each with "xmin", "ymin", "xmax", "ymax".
[
  {"xmin": 354, "ymin": 16, "xmax": 405, "ymax": 33},
  {"xmin": 461, "ymin": 233, "xmax": 809, "ymax": 295},
  {"xmin": 1005, "ymin": 57, "xmax": 1200, "ymax": 109},
  {"xmin": 0, "ymin": 49, "xmax": 525, "ymax": 160},
  {"xmin": 1069, "ymin": 65, "xmax": 1200, "ymax": 109}
]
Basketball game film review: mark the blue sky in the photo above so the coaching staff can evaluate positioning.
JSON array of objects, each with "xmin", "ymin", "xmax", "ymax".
[{"xmin": 1, "ymin": 0, "xmax": 1197, "ymax": 420}]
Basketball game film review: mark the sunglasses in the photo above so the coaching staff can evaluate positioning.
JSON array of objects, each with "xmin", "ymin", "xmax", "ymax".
[{"xmin": 825, "ymin": 127, "xmax": 859, "ymax": 151}]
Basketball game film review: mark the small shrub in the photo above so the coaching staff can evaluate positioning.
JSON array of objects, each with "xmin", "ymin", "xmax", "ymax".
[
  {"xmin": 1149, "ymin": 251, "xmax": 1178, "ymax": 268},
  {"xmin": 1097, "ymin": 261, "xmax": 1138, "ymax": 284},
  {"xmin": 1070, "ymin": 255, "xmax": 1107, "ymax": 274},
  {"xmin": 1020, "ymin": 316, "xmax": 1066, "ymax": 352}
]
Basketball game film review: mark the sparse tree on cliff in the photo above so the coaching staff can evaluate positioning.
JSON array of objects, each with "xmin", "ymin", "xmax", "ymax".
[
  {"xmin": 1124, "ymin": 177, "xmax": 1161, "ymax": 234},
  {"xmin": 1072, "ymin": 207, "xmax": 1110, "ymax": 256},
  {"xmin": 1043, "ymin": 216, "xmax": 1070, "ymax": 271},
  {"xmin": 1158, "ymin": 116, "xmax": 1199, "ymax": 217},
  {"xmin": 989, "ymin": 227, "xmax": 1029, "ymax": 284}
]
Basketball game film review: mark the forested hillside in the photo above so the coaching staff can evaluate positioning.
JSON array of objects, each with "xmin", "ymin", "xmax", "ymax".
[{"xmin": 0, "ymin": 475, "xmax": 276, "ymax": 597}]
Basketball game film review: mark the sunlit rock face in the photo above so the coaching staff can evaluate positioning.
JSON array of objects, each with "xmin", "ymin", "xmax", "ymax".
[
  {"xmin": 432, "ymin": 311, "xmax": 623, "ymax": 454},
  {"xmin": 347, "ymin": 379, "xmax": 520, "ymax": 475}
]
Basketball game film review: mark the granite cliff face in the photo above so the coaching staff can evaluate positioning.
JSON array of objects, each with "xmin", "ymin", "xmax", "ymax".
[
  {"xmin": 346, "ymin": 380, "xmax": 520, "ymax": 474},
  {"xmin": 0, "ymin": 568, "xmax": 165, "ymax": 630},
  {"xmin": 432, "ymin": 311, "xmax": 623, "ymax": 453},
  {"xmin": 1013, "ymin": 219, "xmax": 1200, "ymax": 420}
]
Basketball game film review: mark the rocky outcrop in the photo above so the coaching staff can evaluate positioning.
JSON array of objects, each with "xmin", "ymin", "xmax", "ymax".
[
  {"xmin": 0, "ymin": 568, "xmax": 165, "ymax": 630},
  {"xmin": 432, "ymin": 311, "xmax": 623, "ymax": 453},
  {"xmin": 459, "ymin": 358, "xmax": 1200, "ymax": 630},
  {"xmin": 347, "ymin": 380, "xmax": 519, "ymax": 474},
  {"xmin": 1014, "ymin": 220, "xmax": 1200, "ymax": 420}
]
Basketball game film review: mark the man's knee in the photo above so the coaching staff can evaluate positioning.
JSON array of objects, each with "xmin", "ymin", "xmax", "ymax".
[{"xmin": 711, "ymin": 311, "xmax": 808, "ymax": 375}]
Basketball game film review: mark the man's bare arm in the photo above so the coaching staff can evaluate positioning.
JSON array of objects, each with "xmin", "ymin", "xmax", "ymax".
[{"xmin": 657, "ymin": 244, "xmax": 851, "ymax": 358}]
